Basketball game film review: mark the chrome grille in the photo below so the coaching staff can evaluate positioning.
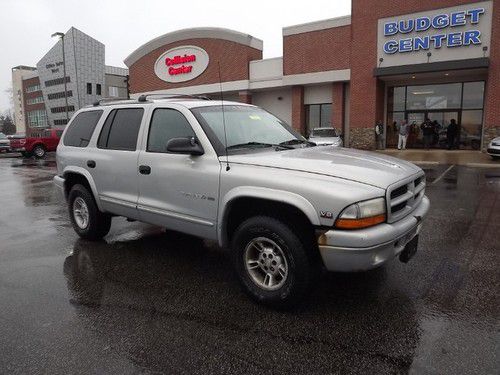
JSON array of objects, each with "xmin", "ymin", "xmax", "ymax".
[{"xmin": 386, "ymin": 173, "xmax": 426, "ymax": 223}]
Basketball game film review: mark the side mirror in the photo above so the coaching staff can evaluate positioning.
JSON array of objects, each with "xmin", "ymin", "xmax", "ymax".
[{"xmin": 166, "ymin": 136, "xmax": 204, "ymax": 156}]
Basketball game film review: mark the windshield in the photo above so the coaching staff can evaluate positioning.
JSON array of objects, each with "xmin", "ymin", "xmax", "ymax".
[
  {"xmin": 311, "ymin": 128, "xmax": 337, "ymax": 137},
  {"xmin": 191, "ymin": 105, "xmax": 305, "ymax": 153},
  {"xmin": 0, "ymin": 133, "xmax": 6, "ymax": 139}
]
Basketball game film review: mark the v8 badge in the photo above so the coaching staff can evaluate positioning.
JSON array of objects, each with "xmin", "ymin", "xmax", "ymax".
[{"xmin": 320, "ymin": 211, "xmax": 333, "ymax": 219}]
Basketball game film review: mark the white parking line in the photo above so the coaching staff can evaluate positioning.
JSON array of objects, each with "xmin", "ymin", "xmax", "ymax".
[{"xmin": 431, "ymin": 164, "xmax": 455, "ymax": 185}]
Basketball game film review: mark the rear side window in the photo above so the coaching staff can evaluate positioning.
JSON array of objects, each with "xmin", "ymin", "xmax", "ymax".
[
  {"xmin": 98, "ymin": 108, "xmax": 144, "ymax": 151},
  {"xmin": 63, "ymin": 110, "xmax": 103, "ymax": 147},
  {"xmin": 147, "ymin": 109, "xmax": 195, "ymax": 153}
]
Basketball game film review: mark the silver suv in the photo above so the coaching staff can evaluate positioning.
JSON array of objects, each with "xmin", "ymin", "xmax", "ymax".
[{"xmin": 54, "ymin": 95, "xmax": 429, "ymax": 308}]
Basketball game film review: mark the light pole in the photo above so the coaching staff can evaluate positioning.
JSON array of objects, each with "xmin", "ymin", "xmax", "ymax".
[{"xmin": 51, "ymin": 32, "xmax": 68, "ymax": 124}]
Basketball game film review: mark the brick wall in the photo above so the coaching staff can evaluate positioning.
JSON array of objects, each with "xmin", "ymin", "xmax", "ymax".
[
  {"xmin": 283, "ymin": 25, "xmax": 351, "ymax": 75},
  {"xmin": 332, "ymin": 82, "xmax": 345, "ymax": 130},
  {"xmin": 291, "ymin": 86, "xmax": 305, "ymax": 133},
  {"xmin": 22, "ymin": 77, "xmax": 46, "ymax": 132},
  {"xmin": 128, "ymin": 38, "xmax": 261, "ymax": 93}
]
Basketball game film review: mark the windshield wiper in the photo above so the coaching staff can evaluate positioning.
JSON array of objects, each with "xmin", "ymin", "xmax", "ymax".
[
  {"xmin": 279, "ymin": 139, "xmax": 315, "ymax": 147},
  {"xmin": 226, "ymin": 142, "xmax": 293, "ymax": 150}
]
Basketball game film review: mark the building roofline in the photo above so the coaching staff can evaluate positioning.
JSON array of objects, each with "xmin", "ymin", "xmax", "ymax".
[
  {"xmin": 12, "ymin": 65, "xmax": 37, "ymax": 71},
  {"xmin": 283, "ymin": 15, "xmax": 351, "ymax": 36},
  {"xmin": 124, "ymin": 27, "xmax": 263, "ymax": 67}
]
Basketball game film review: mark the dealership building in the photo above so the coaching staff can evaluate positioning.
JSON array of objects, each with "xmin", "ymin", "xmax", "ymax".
[{"xmin": 125, "ymin": 0, "xmax": 498, "ymax": 150}]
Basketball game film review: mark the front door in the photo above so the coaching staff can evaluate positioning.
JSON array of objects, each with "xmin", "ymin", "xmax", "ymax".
[
  {"xmin": 137, "ymin": 107, "xmax": 220, "ymax": 240},
  {"xmin": 405, "ymin": 111, "xmax": 459, "ymax": 148}
]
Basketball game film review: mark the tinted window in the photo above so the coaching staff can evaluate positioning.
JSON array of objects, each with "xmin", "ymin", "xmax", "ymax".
[
  {"xmin": 147, "ymin": 109, "xmax": 195, "ymax": 153},
  {"xmin": 56, "ymin": 130, "xmax": 63, "ymax": 138},
  {"xmin": 98, "ymin": 108, "xmax": 143, "ymax": 151},
  {"xmin": 63, "ymin": 110, "xmax": 103, "ymax": 147}
]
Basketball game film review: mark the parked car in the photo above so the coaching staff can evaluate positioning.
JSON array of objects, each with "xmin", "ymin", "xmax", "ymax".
[
  {"xmin": 20, "ymin": 129, "xmax": 63, "ymax": 158},
  {"xmin": 0, "ymin": 132, "xmax": 10, "ymax": 153},
  {"xmin": 8, "ymin": 133, "xmax": 26, "ymax": 153},
  {"xmin": 487, "ymin": 136, "xmax": 500, "ymax": 160},
  {"xmin": 308, "ymin": 128, "xmax": 342, "ymax": 146},
  {"xmin": 54, "ymin": 96, "xmax": 429, "ymax": 308}
]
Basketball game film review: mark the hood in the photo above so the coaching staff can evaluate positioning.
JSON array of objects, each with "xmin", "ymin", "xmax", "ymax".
[{"xmin": 228, "ymin": 147, "xmax": 421, "ymax": 188}]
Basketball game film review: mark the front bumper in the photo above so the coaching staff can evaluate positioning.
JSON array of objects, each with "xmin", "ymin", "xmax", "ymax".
[
  {"xmin": 318, "ymin": 195, "xmax": 430, "ymax": 272},
  {"xmin": 487, "ymin": 146, "xmax": 500, "ymax": 156}
]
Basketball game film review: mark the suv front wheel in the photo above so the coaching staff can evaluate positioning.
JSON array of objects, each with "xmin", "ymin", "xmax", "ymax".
[
  {"xmin": 231, "ymin": 216, "xmax": 315, "ymax": 309},
  {"xmin": 68, "ymin": 184, "xmax": 111, "ymax": 240}
]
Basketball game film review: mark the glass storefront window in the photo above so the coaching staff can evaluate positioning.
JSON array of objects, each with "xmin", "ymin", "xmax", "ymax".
[
  {"xmin": 460, "ymin": 110, "xmax": 483, "ymax": 150},
  {"xmin": 406, "ymin": 83, "xmax": 462, "ymax": 110},
  {"xmin": 462, "ymin": 82, "xmax": 485, "ymax": 109},
  {"xmin": 388, "ymin": 87, "xmax": 405, "ymax": 111},
  {"xmin": 305, "ymin": 103, "xmax": 332, "ymax": 135}
]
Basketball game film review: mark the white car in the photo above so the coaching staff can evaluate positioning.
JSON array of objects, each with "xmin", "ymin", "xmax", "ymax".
[
  {"xmin": 487, "ymin": 136, "xmax": 500, "ymax": 159},
  {"xmin": 308, "ymin": 128, "xmax": 342, "ymax": 146},
  {"xmin": 0, "ymin": 133, "xmax": 10, "ymax": 153}
]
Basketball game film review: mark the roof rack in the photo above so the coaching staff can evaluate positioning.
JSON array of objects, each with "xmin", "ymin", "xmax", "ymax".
[
  {"xmin": 137, "ymin": 93, "xmax": 211, "ymax": 102},
  {"xmin": 92, "ymin": 98, "xmax": 135, "ymax": 106}
]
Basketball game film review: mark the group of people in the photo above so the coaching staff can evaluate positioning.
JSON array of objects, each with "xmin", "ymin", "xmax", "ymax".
[{"xmin": 375, "ymin": 118, "xmax": 460, "ymax": 150}]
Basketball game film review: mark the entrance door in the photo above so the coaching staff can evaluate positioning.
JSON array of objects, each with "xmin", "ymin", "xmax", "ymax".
[{"xmin": 405, "ymin": 111, "xmax": 459, "ymax": 149}]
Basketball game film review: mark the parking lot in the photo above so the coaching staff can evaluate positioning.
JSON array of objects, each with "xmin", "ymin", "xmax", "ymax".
[{"xmin": 0, "ymin": 155, "xmax": 498, "ymax": 374}]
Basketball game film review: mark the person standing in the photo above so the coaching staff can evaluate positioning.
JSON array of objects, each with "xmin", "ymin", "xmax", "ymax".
[
  {"xmin": 397, "ymin": 120, "xmax": 410, "ymax": 150},
  {"xmin": 421, "ymin": 118, "xmax": 434, "ymax": 150},
  {"xmin": 375, "ymin": 120, "xmax": 385, "ymax": 149},
  {"xmin": 447, "ymin": 119, "xmax": 458, "ymax": 150}
]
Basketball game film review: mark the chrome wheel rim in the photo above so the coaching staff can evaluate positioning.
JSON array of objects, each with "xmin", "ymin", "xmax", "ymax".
[
  {"xmin": 34, "ymin": 147, "xmax": 44, "ymax": 157},
  {"xmin": 73, "ymin": 197, "xmax": 89, "ymax": 229},
  {"xmin": 244, "ymin": 237, "xmax": 289, "ymax": 291}
]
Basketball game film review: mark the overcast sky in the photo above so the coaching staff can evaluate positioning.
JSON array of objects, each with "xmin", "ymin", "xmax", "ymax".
[{"xmin": 0, "ymin": 0, "xmax": 351, "ymax": 114}]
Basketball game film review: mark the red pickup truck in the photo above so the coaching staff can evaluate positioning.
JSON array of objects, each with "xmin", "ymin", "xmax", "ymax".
[{"xmin": 10, "ymin": 129, "xmax": 63, "ymax": 158}]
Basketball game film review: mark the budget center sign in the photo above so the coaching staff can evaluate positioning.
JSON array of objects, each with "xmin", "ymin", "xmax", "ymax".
[{"xmin": 377, "ymin": 1, "xmax": 493, "ymax": 67}]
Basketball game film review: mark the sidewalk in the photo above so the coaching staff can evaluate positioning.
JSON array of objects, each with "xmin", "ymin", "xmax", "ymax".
[{"xmin": 376, "ymin": 149, "xmax": 500, "ymax": 167}]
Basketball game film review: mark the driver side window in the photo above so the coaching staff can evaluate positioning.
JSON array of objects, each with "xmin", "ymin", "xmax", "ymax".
[{"xmin": 147, "ymin": 108, "xmax": 195, "ymax": 153}]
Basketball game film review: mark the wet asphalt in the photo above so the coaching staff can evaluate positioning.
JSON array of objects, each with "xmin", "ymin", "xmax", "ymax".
[{"xmin": 0, "ymin": 155, "xmax": 498, "ymax": 374}]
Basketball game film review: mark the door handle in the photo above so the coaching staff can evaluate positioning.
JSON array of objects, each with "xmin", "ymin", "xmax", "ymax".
[
  {"xmin": 87, "ymin": 160, "xmax": 96, "ymax": 168},
  {"xmin": 139, "ymin": 165, "xmax": 151, "ymax": 175}
]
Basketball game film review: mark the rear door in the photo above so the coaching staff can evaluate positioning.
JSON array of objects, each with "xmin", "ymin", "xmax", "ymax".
[
  {"xmin": 137, "ymin": 105, "xmax": 220, "ymax": 240},
  {"xmin": 90, "ymin": 106, "xmax": 147, "ymax": 219}
]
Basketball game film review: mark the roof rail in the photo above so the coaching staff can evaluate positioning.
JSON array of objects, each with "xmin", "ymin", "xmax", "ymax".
[
  {"xmin": 92, "ymin": 98, "xmax": 134, "ymax": 106},
  {"xmin": 137, "ymin": 93, "xmax": 211, "ymax": 102}
]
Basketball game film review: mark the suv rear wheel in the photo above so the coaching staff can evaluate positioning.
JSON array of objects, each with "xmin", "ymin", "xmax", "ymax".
[
  {"xmin": 231, "ymin": 216, "xmax": 315, "ymax": 309},
  {"xmin": 33, "ymin": 145, "xmax": 46, "ymax": 158},
  {"xmin": 68, "ymin": 184, "xmax": 111, "ymax": 240}
]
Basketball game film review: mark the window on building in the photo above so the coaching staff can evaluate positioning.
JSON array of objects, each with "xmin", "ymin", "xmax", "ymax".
[
  {"xmin": 26, "ymin": 84, "xmax": 41, "ymax": 93},
  {"xmin": 97, "ymin": 108, "xmax": 144, "ymax": 151},
  {"xmin": 53, "ymin": 119, "xmax": 68, "ymax": 126},
  {"xmin": 406, "ymin": 83, "xmax": 462, "ymax": 110},
  {"xmin": 44, "ymin": 76, "xmax": 70, "ymax": 87},
  {"xmin": 108, "ymin": 86, "xmax": 119, "ymax": 98},
  {"xmin": 305, "ymin": 103, "xmax": 332, "ymax": 135},
  {"xmin": 26, "ymin": 96, "xmax": 44, "ymax": 105},
  {"xmin": 50, "ymin": 105, "xmax": 75, "ymax": 114},
  {"xmin": 63, "ymin": 110, "xmax": 103, "ymax": 147},
  {"xmin": 87, "ymin": 83, "xmax": 92, "ymax": 95},
  {"xmin": 462, "ymin": 82, "xmax": 485, "ymax": 109},
  {"xmin": 47, "ymin": 90, "xmax": 73, "ymax": 100},
  {"xmin": 27, "ymin": 109, "xmax": 48, "ymax": 128},
  {"xmin": 96, "ymin": 84, "xmax": 102, "ymax": 96},
  {"xmin": 147, "ymin": 109, "xmax": 195, "ymax": 153}
]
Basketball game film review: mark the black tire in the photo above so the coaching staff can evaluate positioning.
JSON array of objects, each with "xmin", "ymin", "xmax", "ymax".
[
  {"xmin": 33, "ymin": 144, "xmax": 46, "ymax": 158},
  {"xmin": 492, "ymin": 155, "xmax": 500, "ymax": 161},
  {"xmin": 68, "ymin": 184, "xmax": 111, "ymax": 240},
  {"xmin": 231, "ymin": 216, "xmax": 316, "ymax": 309}
]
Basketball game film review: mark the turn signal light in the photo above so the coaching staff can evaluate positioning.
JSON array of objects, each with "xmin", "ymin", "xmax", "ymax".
[{"xmin": 335, "ymin": 214, "xmax": 386, "ymax": 229}]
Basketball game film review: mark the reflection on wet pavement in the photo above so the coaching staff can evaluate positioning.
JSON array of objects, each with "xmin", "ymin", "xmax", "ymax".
[{"xmin": 0, "ymin": 159, "xmax": 498, "ymax": 374}]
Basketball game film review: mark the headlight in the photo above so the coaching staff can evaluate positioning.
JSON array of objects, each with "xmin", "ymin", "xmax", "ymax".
[{"xmin": 335, "ymin": 197, "xmax": 386, "ymax": 229}]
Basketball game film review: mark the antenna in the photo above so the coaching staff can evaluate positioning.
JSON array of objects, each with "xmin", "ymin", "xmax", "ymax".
[{"xmin": 218, "ymin": 61, "xmax": 230, "ymax": 171}]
